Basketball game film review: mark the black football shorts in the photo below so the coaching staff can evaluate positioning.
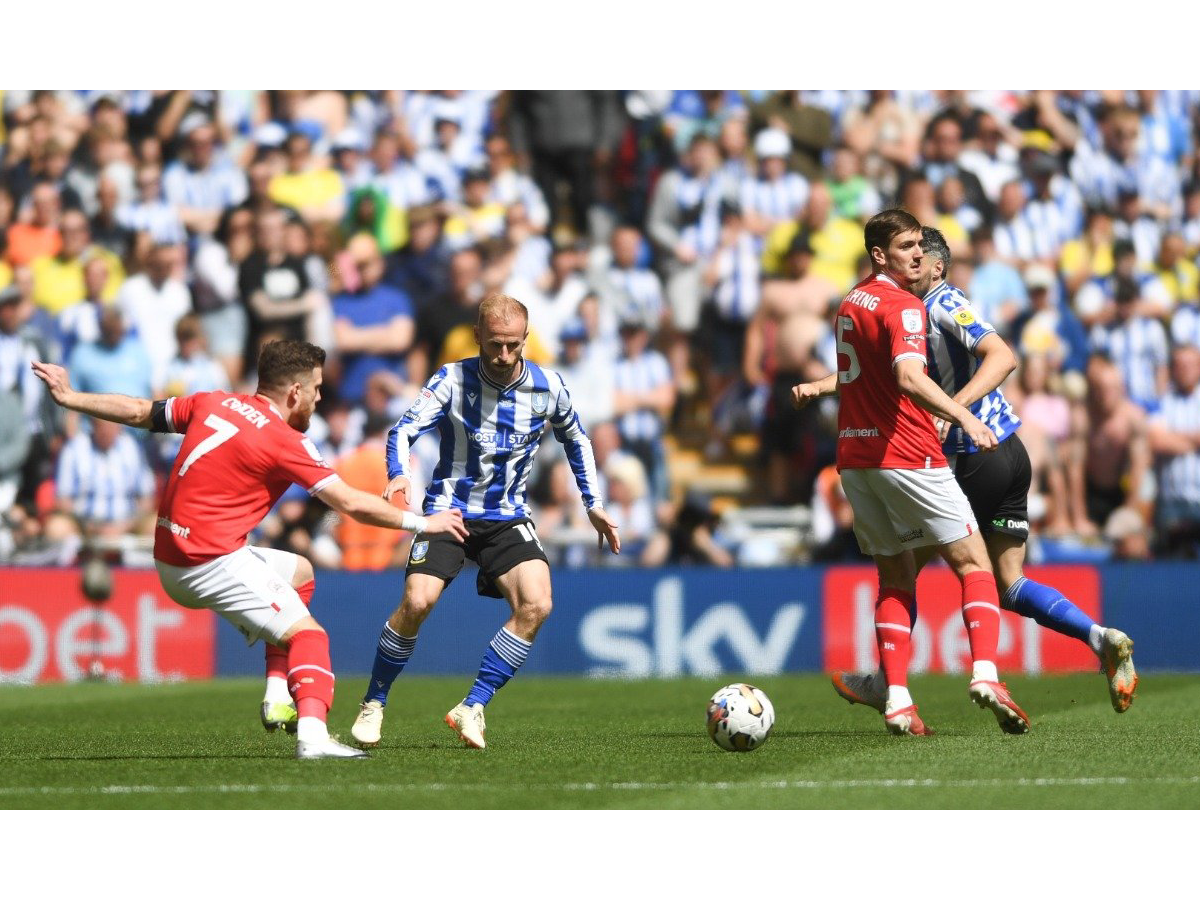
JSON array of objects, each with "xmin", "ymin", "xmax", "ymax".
[
  {"xmin": 404, "ymin": 516, "xmax": 549, "ymax": 598},
  {"xmin": 951, "ymin": 432, "xmax": 1032, "ymax": 542}
]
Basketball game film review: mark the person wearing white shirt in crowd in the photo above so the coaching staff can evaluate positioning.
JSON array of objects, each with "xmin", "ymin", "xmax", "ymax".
[
  {"xmin": 117, "ymin": 163, "xmax": 187, "ymax": 246},
  {"xmin": 594, "ymin": 225, "xmax": 666, "ymax": 334},
  {"xmin": 116, "ymin": 242, "xmax": 191, "ymax": 393},
  {"xmin": 958, "ymin": 111, "xmax": 1021, "ymax": 205},
  {"xmin": 1113, "ymin": 189, "xmax": 1163, "ymax": 266},
  {"xmin": 330, "ymin": 127, "xmax": 373, "ymax": 192},
  {"xmin": 739, "ymin": 127, "xmax": 809, "ymax": 239},
  {"xmin": 162, "ymin": 116, "xmax": 248, "ymax": 237},
  {"xmin": 370, "ymin": 131, "xmax": 436, "ymax": 214},
  {"xmin": 1148, "ymin": 345, "xmax": 1200, "ymax": 555},
  {"xmin": 484, "ymin": 135, "xmax": 549, "ymax": 233}
]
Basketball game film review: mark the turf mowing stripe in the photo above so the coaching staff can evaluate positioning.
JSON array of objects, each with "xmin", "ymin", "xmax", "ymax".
[{"xmin": 2, "ymin": 775, "xmax": 1198, "ymax": 797}]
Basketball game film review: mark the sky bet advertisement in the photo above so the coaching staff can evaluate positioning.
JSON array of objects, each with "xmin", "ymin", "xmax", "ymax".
[{"xmin": 1, "ymin": 563, "xmax": 1196, "ymax": 683}]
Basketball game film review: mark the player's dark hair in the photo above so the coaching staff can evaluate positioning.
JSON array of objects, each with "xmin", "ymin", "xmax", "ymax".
[
  {"xmin": 921, "ymin": 225, "xmax": 952, "ymax": 280},
  {"xmin": 864, "ymin": 208, "xmax": 922, "ymax": 257},
  {"xmin": 256, "ymin": 339, "xmax": 326, "ymax": 390}
]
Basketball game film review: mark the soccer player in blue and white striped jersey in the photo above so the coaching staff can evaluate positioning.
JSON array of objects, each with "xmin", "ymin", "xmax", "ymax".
[
  {"xmin": 830, "ymin": 227, "xmax": 1137, "ymax": 716},
  {"xmin": 351, "ymin": 293, "xmax": 620, "ymax": 749}
]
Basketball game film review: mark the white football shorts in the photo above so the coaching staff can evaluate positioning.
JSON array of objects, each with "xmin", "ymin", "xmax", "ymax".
[
  {"xmin": 840, "ymin": 465, "xmax": 978, "ymax": 557},
  {"xmin": 155, "ymin": 545, "xmax": 308, "ymax": 646}
]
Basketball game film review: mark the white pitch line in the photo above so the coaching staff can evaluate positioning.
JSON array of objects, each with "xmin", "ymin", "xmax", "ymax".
[{"xmin": 0, "ymin": 775, "xmax": 1197, "ymax": 798}]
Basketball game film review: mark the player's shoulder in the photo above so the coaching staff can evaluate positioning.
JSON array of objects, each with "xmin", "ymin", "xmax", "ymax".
[{"xmin": 524, "ymin": 359, "xmax": 562, "ymax": 390}]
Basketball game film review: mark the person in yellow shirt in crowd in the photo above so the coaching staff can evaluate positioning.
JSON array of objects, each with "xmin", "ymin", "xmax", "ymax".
[
  {"xmin": 1153, "ymin": 232, "xmax": 1199, "ymax": 306},
  {"xmin": 30, "ymin": 208, "xmax": 124, "ymax": 315},
  {"xmin": 268, "ymin": 131, "xmax": 345, "ymax": 224},
  {"xmin": 1059, "ymin": 206, "xmax": 1115, "ymax": 298},
  {"xmin": 761, "ymin": 182, "xmax": 861, "ymax": 292}
]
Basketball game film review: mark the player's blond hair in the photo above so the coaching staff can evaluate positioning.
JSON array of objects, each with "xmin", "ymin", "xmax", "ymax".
[{"xmin": 477, "ymin": 293, "xmax": 529, "ymax": 329}]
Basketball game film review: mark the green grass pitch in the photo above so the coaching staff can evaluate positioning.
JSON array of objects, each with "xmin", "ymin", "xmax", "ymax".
[{"xmin": 2, "ymin": 674, "xmax": 1198, "ymax": 809}]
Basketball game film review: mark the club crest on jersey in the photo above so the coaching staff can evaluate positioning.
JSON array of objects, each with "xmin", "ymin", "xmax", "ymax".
[
  {"xmin": 952, "ymin": 307, "xmax": 976, "ymax": 326},
  {"xmin": 532, "ymin": 391, "xmax": 549, "ymax": 414},
  {"xmin": 410, "ymin": 540, "xmax": 429, "ymax": 563},
  {"xmin": 902, "ymin": 309, "xmax": 922, "ymax": 334}
]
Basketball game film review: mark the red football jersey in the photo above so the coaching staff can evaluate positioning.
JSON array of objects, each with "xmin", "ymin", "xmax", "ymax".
[
  {"xmin": 833, "ymin": 273, "xmax": 947, "ymax": 470},
  {"xmin": 153, "ymin": 392, "xmax": 340, "ymax": 566}
]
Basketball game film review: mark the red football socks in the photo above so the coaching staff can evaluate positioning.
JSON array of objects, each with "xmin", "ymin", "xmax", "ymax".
[
  {"xmin": 875, "ymin": 588, "xmax": 915, "ymax": 687},
  {"xmin": 962, "ymin": 570, "xmax": 1000, "ymax": 664},
  {"xmin": 287, "ymin": 629, "xmax": 334, "ymax": 722}
]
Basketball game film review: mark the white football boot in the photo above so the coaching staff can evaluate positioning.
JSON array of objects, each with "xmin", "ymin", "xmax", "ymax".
[
  {"xmin": 1099, "ymin": 628, "xmax": 1137, "ymax": 713},
  {"xmin": 445, "ymin": 702, "xmax": 487, "ymax": 749},
  {"xmin": 351, "ymin": 700, "xmax": 385, "ymax": 747},
  {"xmin": 296, "ymin": 735, "xmax": 369, "ymax": 759}
]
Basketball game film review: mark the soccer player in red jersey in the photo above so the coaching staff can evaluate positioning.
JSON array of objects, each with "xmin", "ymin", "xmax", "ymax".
[
  {"xmin": 32, "ymin": 340, "xmax": 468, "ymax": 759},
  {"xmin": 791, "ymin": 209, "xmax": 1031, "ymax": 736}
]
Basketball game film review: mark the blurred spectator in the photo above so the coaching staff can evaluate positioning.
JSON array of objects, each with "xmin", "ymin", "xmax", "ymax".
[
  {"xmin": 443, "ymin": 167, "xmax": 505, "ymax": 251},
  {"xmin": 936, "ymin": 175, "xmax": 983, "ymax": 235},
  {"xmin": 56, "ymin": 255, "xmax": 113, "ymax": 360},
  {"xmin": 663, "ymin": 491, "xmax": 735, "ymax": 567},
  {"xmin": 915, "ymin": 111, "xmax": 991, "ymax": 215},
  {"xmin": 664, "ymin": 90, "xmax": 746, "ymax": 155},
  {"xmin": 191, "ymin": 206, "xmax": 254, "ymax": 384},
  {"xmin": 747, "ymin": 91, "xmax": 833, "ymax": 182},
  {"xmin": 901, "ymin": 175, "xmax": 968, "ymax": 258},
  {"xmin": 0, "ymin": 381, "xmax": 30, "ymax": 516},
  {"xmin": 1011, "ymin": 354, "xmax": 1076, "ymax": 535},
  {"xmin": 1171, "ymin": 295, "xmax": 1200, "ymax": 352},
  {"xmin": 1148, "ymin": 346, "xmax": 1200, "ymax": 557},
  {"xmin": 55, "ymin": 418, "xmax": 155, "ymax": 537},
  {"xmin": 1014, "ymin": 264, "xmax": 1089, "ymax": 373},
  {"xmin": 161, "ymin": 313, "xmax": 230, "ymax": 397},
  {"xmin": 992, "ymin": 179, "xmax": 1047, "ymax": 265},
  {"xmin": 89, "ymin": 175, "xmax": 134, "ymax": 259},
  {"xmin": 739, "ymin": 128, "xmax": 809, "ymax": 238},
  {"xmin": 268, "ymin": 131, "xmax": 344, "ymax": 224},
  {"xmin": 408, "ymin": 246, "xmax": 484, "ymax": 380},
  {"xmin": 0, "ymin": 284, "xmax": 44, "ymax": 459},
  {"xmin": 826, "ymin": 145, "xmax": 882, "ymax": 222},
  {"xmin": 332, "ymin": 233, "xmax": 415, "ymax": 403},
  {"xmin": 383, "ymin": 203, "xmax": 448, "ymax": 308},
  {"xmin": 958, "ymin": 110, "xmax": 1020, "ymax": 204},
  {"xmin": 508, "ymin": 90, "xmax": 624, "ymax": 237},
  {"xmin": 162, "ymin": 117, "xmax": 247, "ymax": 236},
  {"xmin": 239, "ymin": 206, "xmax": 324, "ymax": 361},
  {"xmin": 1022, "ymin": 149, "xmax": 1083, "ymax": 258},
  {"xmin": 612, "ymin": 309, "xmax": 674, "ymax": 502},
  {"xmin": 30, "ymin": 207, "xmax": 123, "ymax": 315},
  {"xmin": 1083, "ymin": 354, "xmax": 1151, "ymax": 533},
  {"xmin": 67, "ymin": 305, "xmax": 154, "ymax": 399},
  {"xmin": 1075, "ymin": 239, "xmax": 1171, "ymax": 326},
  {"xmin": 333, "ymin": 413, "xmax": 408, "ymax": 570},
  {"xmin": 368, "ymin": 130, "xmax": 436, "ymax": 219},
  {"xmin": 1152, "ymin": 232, "xmax": 1199, "ymax": 305},
  {"xmin": 1103, "ymin": 505, "xmax": 1152, "ymax": 561},
  {"xmin": 1087, "ymin": 277, "xmax": 1169, "ymax": 411},
  {"xmin": 555, "ymin": 316, "xmax": 615, "ymax": 431},
  {"xmin": 601, "ymin": 452, "xmax": 667, "ymax": 566},
  {"xmin": 763, "ymin": 181, "xmax": 861, "ymax": 291},
  {"xmin": 593, "ymin": 224, "xmax": 665, "ymax": 334},
  {"xmin": 329, "ymin": 127, "xmax": 372, "ymax": 191},
  {"xmin": 967, "ymin": 226, "xmax": 1028, "ymax": 334},
  {"xmin": 1059, "ymin": 206, "xmax": 1115, "ymax": 298},
  {"xmin": 116, "ymin": 163, "xmax": 186, "ymax": 244},
  {"xmin": 484, "ymin": 134, "xmax": 549, "ymax": 233},
  {"xmin": 1113, "ymin": 188, "xmax": 1162, "ymax": 266},
  {"xmin": 116, "ymin": 242, "xmax": 191, "ymax": 392},
  {"xmin": 6, "ymin": 181, "xmax": 62, "ymax": 266}
]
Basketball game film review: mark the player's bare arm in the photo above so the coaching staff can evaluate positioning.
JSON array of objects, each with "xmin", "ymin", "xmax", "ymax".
[
  {"xmin": 791, "ymin": 372, "xmax": 838, "ymax": 410},
  {"xmin": 933, "ymin": 333, "xmax": 1017, "ymax": 441},
  {"xmin": 587, "ymin": 505, "xmax": 621, "ymax": 555},
  {"xmin": 893, "ymin": 357, "xmax": 998, "ymax": 451},
  {"xmin": 31, "ymin": 360, "xmax": 155, "ymax": 428},
  {"xmin": 318, "ymin": 478, "xmax": 468, "ymax": 539}
]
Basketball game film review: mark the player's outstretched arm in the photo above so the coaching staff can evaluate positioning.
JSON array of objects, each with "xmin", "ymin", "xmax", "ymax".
[
  {"xmin": 317, "ymin": 479, "xmax": 468, "ymax": 539},
  {"xmin": 30, "ymin": 360, "xmax": 154, "ymax": 428},
  {"xmin": 588, "ymin": 506, "xmax": 621, "ymax": 555},
  {"xmin": 792, "ymin": 372, "xmax": 838, "ymax": 409},
  {"xmin": 893, "ymin": 357, "xmax": 998, "ymax": 451}
]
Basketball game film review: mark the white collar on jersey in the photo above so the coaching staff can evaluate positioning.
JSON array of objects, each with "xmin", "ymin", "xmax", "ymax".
[
  {"xmin": 478, "ymin": 357, "xmax": 529, "ymax": 392},
  {"xmin": 874, "ymin": 272, "xmax": 901, "ymax": 289}
]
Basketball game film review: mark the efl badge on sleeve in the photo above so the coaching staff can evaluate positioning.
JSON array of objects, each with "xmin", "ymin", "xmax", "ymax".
[
  {"xmin": 410, "ymin": 541, "xmax": 429, "ymax": 563},
  {"xmin": 532, "ymin": 392, "xmax": 549, "ymax": 415},
  {"xmin": 952, "ymin": 306, "xmax": 976, "ymax": 326},
  {"xmin": 902, "ymin": 309, "xmax": 923, "ymax": 334}
]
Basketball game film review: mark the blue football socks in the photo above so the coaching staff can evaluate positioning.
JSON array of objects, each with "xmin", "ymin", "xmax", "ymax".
[
  {"xmin": 464, "ymin": 628, "xmax": 531, "ymax": 708},
  {"xmin": 363, "ymin": 624, "xmax": 417, "ymax": 705},
  {"xmin": 1002, "ymin": 576, "xmax": 1098, "ymax": 649}
]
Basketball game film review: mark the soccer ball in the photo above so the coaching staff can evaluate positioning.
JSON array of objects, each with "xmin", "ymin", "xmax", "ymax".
[{"xmin": 706, "ymin": 683, "xmax": 775, "ymax": 752}]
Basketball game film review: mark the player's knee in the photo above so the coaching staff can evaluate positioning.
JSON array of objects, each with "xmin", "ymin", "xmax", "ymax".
[
  {"xmin": 520, "ymin": 593, "xmax": 553, "ymax": 625},
  {"xmin": 399, "ymin": 590, "xmax": 438, "ymax": 624},
  {"xmin": 282, "ymin": 617, "xmax": 325, "ymax": 644},
  {"xmin": 292, "ymin": 555, "xmax": 314, "ymax": 588}
]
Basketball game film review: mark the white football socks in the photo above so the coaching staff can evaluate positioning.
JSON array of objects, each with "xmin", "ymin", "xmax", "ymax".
[
  {"xmin": 296, "ymin": 717, "xmax": 329, "ymax": 743},
  {"xmin": 972, "ymin": 661, "xmax": 999, "ymax": 683},
  {"xmin": 263, "ymin": 676, "xmax": 291, "ymax": 704},
  {"xmin": 1088, "ymin": 624, "xmax": 1105, "ymax": 656}
]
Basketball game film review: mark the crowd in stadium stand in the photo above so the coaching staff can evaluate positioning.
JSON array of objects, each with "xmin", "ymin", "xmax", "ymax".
[{"xmin": 2, "ymin": 89, "xmax": 1200, "ymax": 569}]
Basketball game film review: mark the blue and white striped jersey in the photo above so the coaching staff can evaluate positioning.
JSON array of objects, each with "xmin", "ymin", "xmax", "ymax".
[
  {"xmin": 613, "ymin": 348, "xmax": 672, "ymax": 443},
  {"xmin": 1171, "ymin": 303, "xmax": 1200, "ymax": 350},
  {"xmin": 115, "ymin": 199, "xmax": 186, "ymax": 245},
  {"xmin": 162, "ymin": 158, "xmax": 248, "ymax": 213},
  {"xmin": 1088, "ymin": 315, "xmax": 1169, "ymax": 411},
  {"xmin": 1152, "ymin": 386, "xmax": 1200, "ymax": 518},
  {"xmin": 55, "ymin": 431, "xmax": 156, "ymax": 523},
  {"xmin": 738, "ymin": 173, "xmax": 809, "ymax": 225},
  {"xmin": 923, "ymin": 280, "xmax": 1021, "ymax": 455},
  {"xmin": 710, "ymin": 232, "xmax": 761, "ymax": 323},
  {"xmin": 386, "ymin": 357, "xmax": 601, "ymax": 520}
]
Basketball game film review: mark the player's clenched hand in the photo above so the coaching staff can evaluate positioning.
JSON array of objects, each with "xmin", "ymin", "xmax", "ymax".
[
  {"xmin": 588, "ymin": 506, "xmax": 621, "ymax": 555},
  {"xmin": 791, "ymin": 382, "xmax": 821, "ymax": 410},
  {"xmin": 382, "ymin": 475, "xmax": 411, "ymax": 505},
  {"xmin": 424, "ymin": 509, "xmax": 468, "ymax": 540},
  {"xmin": 961, "ymin": 415, "xmax": 998, "ymax": 452},
  {"xmin": 30, "ymin": 360, "xmax": 74, "ymax": 406},
  {"xmin": 934, "ymin": 416, "xmax": 953, "ymax": 442}
]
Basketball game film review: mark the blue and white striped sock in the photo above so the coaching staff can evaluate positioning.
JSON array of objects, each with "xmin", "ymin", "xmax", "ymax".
[
  {"xmin": 464, "ymin": 628, "xmax": 531, "ymax": 708},
  {"xmin": 364, "ymin": 624, "xmax": 417, "ymax": 705}
]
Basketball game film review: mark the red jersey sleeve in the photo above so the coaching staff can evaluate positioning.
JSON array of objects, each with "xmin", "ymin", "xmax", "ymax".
[
  {"xmin": 274, "ymin": 433, "xmax": 341, "ymax": 495},
  {"xmin": 163, "ymin": 392, "xmax": 212, "ymax": 433},
  {"xmin": 883, "ymin": 300, "xmax": 928, "ymax": 368}
]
